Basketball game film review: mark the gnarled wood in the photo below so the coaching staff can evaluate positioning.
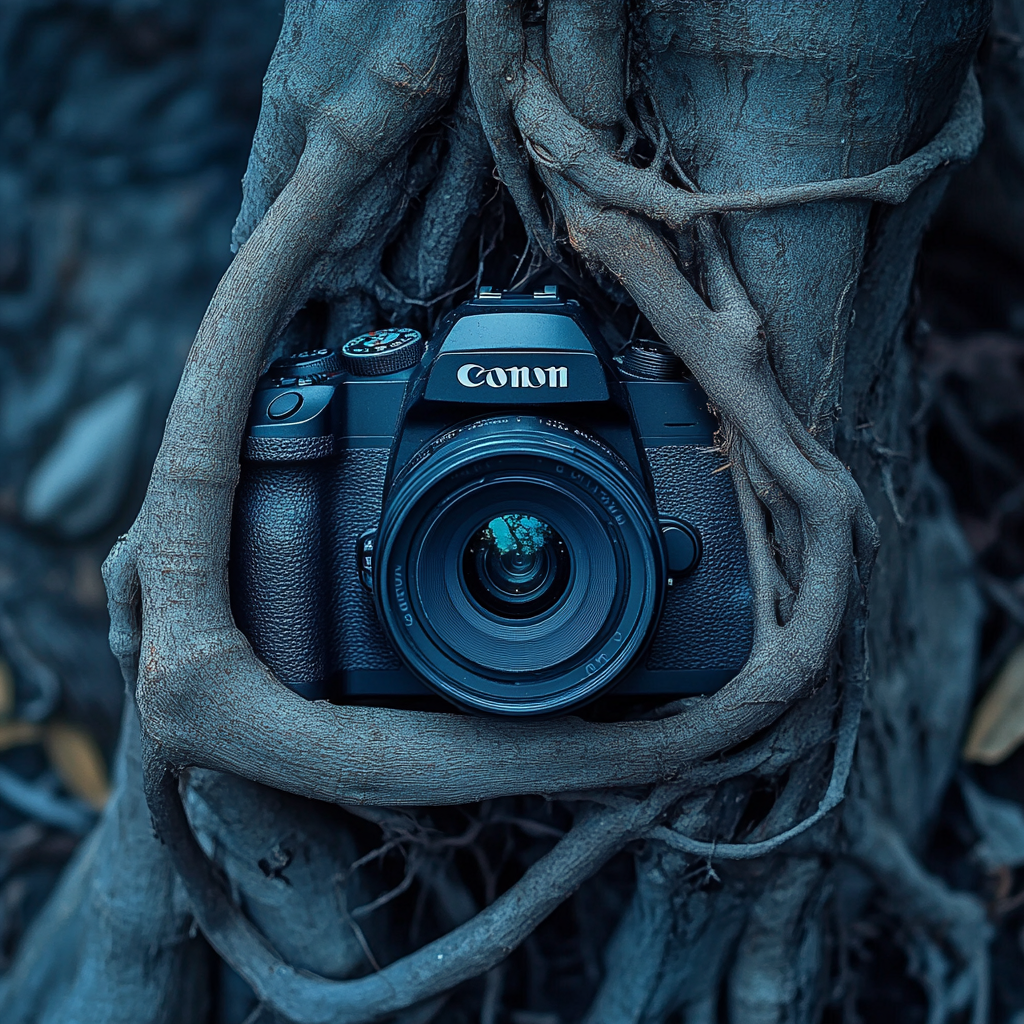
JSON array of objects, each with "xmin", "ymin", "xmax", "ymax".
[{"xmin": 2, "ymin": 2, "xmax": 995, "ymax": 1020}]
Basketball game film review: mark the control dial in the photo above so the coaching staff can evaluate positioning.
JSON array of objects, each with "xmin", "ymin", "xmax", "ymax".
[
  {"xmin": 265, "ymin": 348, "xmax": 341, "ymax": 384},
  {"xmin": 619, "ymin": 339, "xmax": 687, "ymax": 381},
  {"xmin": 341, "ymin": 328, "xmax": 424, "ymax": 376}
]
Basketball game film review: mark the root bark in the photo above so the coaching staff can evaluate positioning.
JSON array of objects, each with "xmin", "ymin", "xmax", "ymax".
[{"xmin": 4, "ymin": 2, "xmax": 994, "ymax": 1020}]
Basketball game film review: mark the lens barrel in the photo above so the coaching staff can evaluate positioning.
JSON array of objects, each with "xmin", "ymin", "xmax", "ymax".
[{"xmin": 373, "ymin": 416, "xmax": 665, "ymax": 715}]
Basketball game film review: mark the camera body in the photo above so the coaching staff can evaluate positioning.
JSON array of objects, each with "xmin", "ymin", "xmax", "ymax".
[{"xmin": 231, "ymin": 288, "xmax": 752, "ymax": 715}]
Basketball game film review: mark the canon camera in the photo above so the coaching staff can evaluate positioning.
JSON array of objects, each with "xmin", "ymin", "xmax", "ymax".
[{"xmin": 231, "ymin": 287, "xmax": 753, "ymax": 716}]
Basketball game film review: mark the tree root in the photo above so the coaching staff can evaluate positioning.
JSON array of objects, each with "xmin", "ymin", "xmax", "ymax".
[
  {"xmin": 465, "ymin": 0, "xmax": 557, "ymax": 259},
  {"xmin": 385, "ymin": 77, "xmax": 496, "ymax": 305},
  {"xmin": 181, "ymin": 769, "xmax": 372, "ymax": 978},
  {"xmin": 848, "ymin": 804, "xmax": 992, "ymax": 1024},
  {"xmin": 727, "ymin": 857, "xmax": 830, "ymax": 1024},
  {"xmin": 0, "ymin": 698, "xmax": 208, "ymax": 1024},
  {"xmin": 85, "ymin": 1, "xmax": 991, "ymax": 1018},
  {"xmin": 140, "ymin": 671, "xmax": 852, "ymax": 1018},
  {"xmin": 513, "ymin": 63, "xmax": 982, "ymax": 230},
  {"xmin": 145, "ymin": 753, "xmax": 687, "ymax": 1024},
  {"xmin": 645, "ymin": 652, "xmax": 862, "ymax": 860},
  {"xmin": 580, "ymin": 844, "xmax": 689, "ymax": 1024}
]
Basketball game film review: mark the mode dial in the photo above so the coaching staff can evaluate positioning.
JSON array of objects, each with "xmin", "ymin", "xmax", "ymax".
[{"xmin": 341, "ymin": 328, "xmax": 424, "ymax": 377}]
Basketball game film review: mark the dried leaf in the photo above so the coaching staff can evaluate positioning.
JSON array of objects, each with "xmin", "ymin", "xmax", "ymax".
[
  {"xmin": 961, "ymin": 776, "xmax": 1024, "ymax": 869},
  {"xmin": 0, "ymin": 658, "xmax": 13, "ymax": 721},
  {"xmin": 0, "ymin": 721, "xmax": 42, "ymax": 750},
  {"xmin": 964, "ymin": 642, "xmax": 1024, "ymax": 765},
  {"xmin": 43, "ymin": 722, "xmax": 110, "ymax": 811}
]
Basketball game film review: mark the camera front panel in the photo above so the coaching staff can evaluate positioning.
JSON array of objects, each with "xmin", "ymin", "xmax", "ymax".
[
  {"xmin": 635, "ymin": 444, "xmax": 754, "ymax": 681},
  {"xmin": 325, "ymin": 446, "xmax": 401, "ymax": 678},
  {"xmin": 616, "ymin": 374, "xmax": 754, "ymax": 694}
]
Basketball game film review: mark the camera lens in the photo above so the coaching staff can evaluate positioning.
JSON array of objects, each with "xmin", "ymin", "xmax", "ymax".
[
  {"xmin": 373, "ymin": 416, "xmax": 665, "ymax": 716},
  {"xmin": 463, "ymin": 514, "xmax": 571, "ymax": 619}
]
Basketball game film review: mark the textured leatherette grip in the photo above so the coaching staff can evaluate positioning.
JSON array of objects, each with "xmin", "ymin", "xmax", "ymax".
[
  {"xmin": 244, "ymin": 435, "xmax": 334, "ymax": 462},
  {"xmin": 231, "ymin": 462, "xmax": 327, "ymax": 696},
  {"xmin": 645, "ymin": 445, "xmax": 754, "ymax": 670},
  {"xmin": 325, "ymin": 448, "xmax": 402, "ymax": 672}
]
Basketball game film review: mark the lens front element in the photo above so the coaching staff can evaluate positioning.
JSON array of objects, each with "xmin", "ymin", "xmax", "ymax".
[
  {"xmin": 374, "ymin": 417, "xmax": 665, "ymax": 715},
  {"xmin": 463, "ymin": 514, "xmax": 571, "ymax": 619}
]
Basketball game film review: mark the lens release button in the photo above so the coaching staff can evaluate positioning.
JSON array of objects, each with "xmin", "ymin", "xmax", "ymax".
[
  {"xmin": 661, "ymin": 519, "xmax": 702, "ymax": 579},
  {"xmin": 267, "ymin": 392, "xmax": 303, "ymax": 420}
]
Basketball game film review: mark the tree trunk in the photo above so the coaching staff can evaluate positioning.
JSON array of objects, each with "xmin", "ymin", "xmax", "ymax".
[{"xmin": 0, "ymin": 2, "xmax": 1010, "ymax": 1022}]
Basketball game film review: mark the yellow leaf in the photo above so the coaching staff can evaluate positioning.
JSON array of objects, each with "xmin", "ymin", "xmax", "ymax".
[
  {"xmin": 0, "ymin": 659, "xmax": 14, "ymax": 721},
  {"xmin": 43, "ymin": 722, "xmax": 110, "ymax": 811},
  {"xmin": 964, "ymin": 643, "xmax": 1024, "ymax": 765}
]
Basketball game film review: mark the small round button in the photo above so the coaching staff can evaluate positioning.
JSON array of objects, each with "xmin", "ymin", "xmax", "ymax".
[
  {"xmin": 661, "ymin": 519, "xmax": 702, "ymax": 577},
  {"xmin": 267, "ymin": 391, "xmax": 303, "ymax": 420}
]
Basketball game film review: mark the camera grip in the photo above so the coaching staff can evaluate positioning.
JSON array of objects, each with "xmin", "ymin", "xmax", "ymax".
[{"xmin": 231, "ymin": 461, "xmax": 327, "ymax": 699}]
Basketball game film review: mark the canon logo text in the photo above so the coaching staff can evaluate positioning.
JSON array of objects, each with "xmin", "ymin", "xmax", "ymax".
[{"xmin": 456, "ymin": 364, "xmax": 569, "ymax": 389}]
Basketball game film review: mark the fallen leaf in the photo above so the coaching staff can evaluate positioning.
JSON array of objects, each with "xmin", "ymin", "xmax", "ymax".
[
  {"xmin": 43, "ymin": 722, "xmax": 110, "ymax": 811},
  {"xmin": 0, "ymin": 659, "xmax": 13, "ymax": 721},
  {"xmin": 961, "ymin": 776, "xmax": 1024, "ymax": 868},
  {"xmin": 0, "ymin": 721, "xmax": 42, "ymax": 750},
  {"xmin": 964, "ymin": 642, "xmax": 1024, "ymax": 764}
]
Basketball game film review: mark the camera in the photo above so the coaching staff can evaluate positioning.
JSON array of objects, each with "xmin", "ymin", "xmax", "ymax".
[{"xmin": 231, "ymin": 287, "xmax": 752, "ymax": 716}]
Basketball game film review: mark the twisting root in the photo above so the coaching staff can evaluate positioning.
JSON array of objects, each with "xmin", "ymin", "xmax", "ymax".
[
  {"xmin": 514, "ymin": 63, "xmax": 982, "ymax": 229},
  {"xmin": 465, "ymin": 0, "xmax": 558, "ymax": 259},
  {"xmin": 144, "ymin": 745, "xmax": 687, "ymax": 1024},
  {"xmin": 93, "ymin": 0, "xmax": 988, "ymax": 1017},
  {"xmin": 644, "ymin": 641, "xmax": 863, "ymax": 860}
]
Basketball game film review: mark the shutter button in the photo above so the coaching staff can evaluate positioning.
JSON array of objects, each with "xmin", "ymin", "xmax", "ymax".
[{"xmin": 267, "ymin": 391, "xmax": 303, "ymax": 419}]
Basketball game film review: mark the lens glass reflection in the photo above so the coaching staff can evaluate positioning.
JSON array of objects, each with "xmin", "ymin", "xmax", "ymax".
[{"xmin": 462, "ymin": 513, "xmax": 571, "ymax": 619}]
